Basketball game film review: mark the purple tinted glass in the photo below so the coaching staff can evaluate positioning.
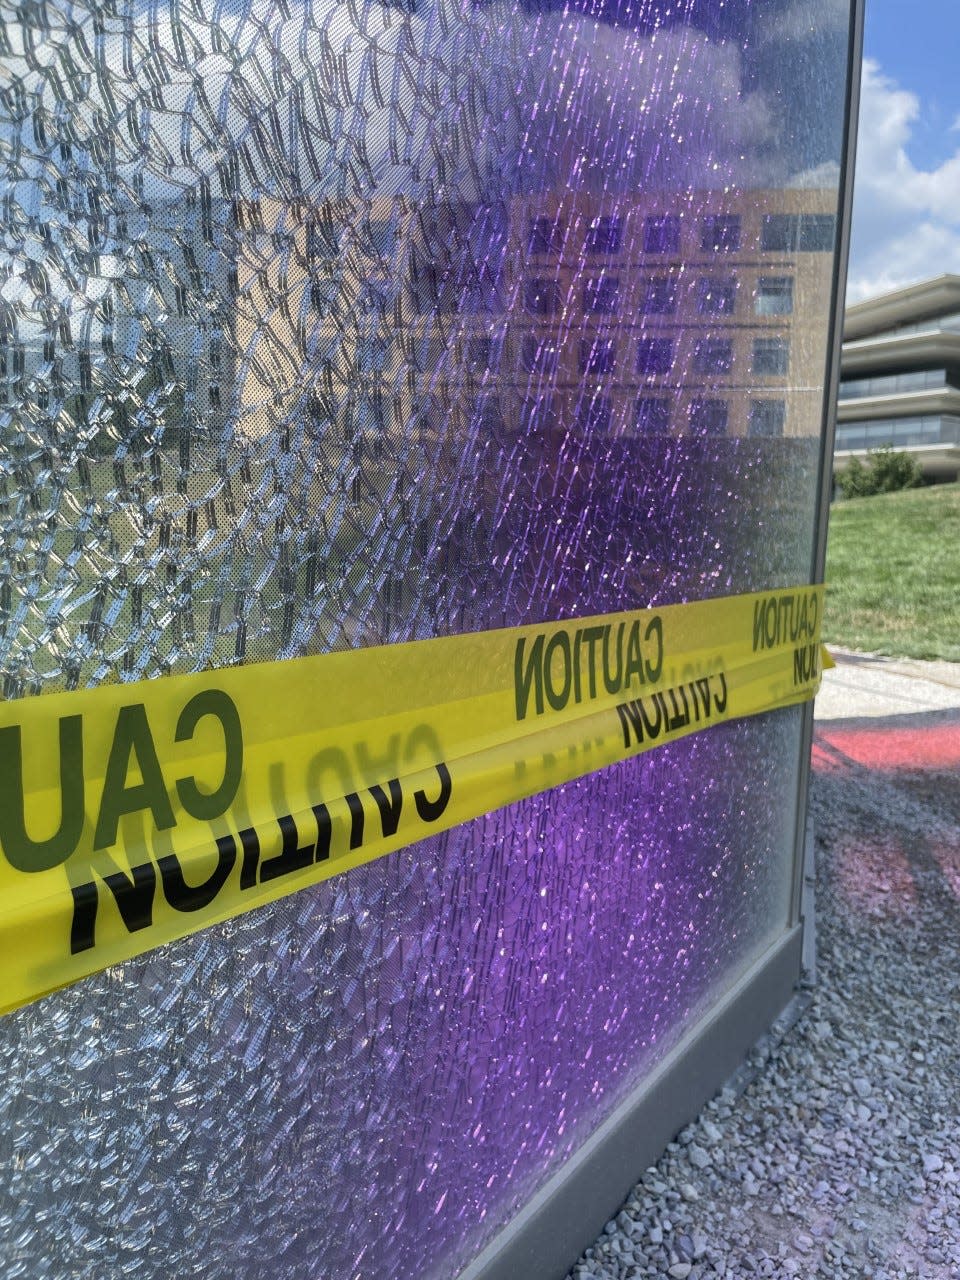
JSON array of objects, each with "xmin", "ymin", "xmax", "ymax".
[{"xmin": 0, "ymin": 0, "xmax": 852, "ymax": 1276}]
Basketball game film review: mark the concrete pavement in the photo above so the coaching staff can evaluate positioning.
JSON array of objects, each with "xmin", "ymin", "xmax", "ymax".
[{"xmin": 816, "ymin": 648, "xmax": 960, "ymax": 721}]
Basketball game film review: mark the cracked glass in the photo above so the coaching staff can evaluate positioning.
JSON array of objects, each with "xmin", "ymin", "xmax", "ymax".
[{"xmin": 0, "ymin": 0, "xmax": 854, "ymax": 1275}]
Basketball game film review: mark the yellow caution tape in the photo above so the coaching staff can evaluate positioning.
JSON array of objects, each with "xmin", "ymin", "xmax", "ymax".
[{"xmin": 0, "ymin": 585, "xmax": 827, "ymax": 1016}]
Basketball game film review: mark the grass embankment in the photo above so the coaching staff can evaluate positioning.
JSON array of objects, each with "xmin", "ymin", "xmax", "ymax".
[{"xmin": 823, "ymin": 482, "xmax": 960, "ymax": 661}]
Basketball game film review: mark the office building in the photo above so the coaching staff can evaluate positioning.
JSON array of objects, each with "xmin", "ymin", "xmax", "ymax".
[
  {"xmin": 235, "ymin": 187, "xmax": 837, "ymax": 445},
  {"xmin": 838, "ymin": 275, "xmax": 960, "ymax": 482}
]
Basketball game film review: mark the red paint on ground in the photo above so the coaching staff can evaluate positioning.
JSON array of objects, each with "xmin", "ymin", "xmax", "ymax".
[{"xmin": 813, "ymin": 721, "xmax": 960, "ymax": 773}]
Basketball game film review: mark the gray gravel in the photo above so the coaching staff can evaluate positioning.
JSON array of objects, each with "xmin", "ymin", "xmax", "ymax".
[{"xmin": 567, "ymin": 704, "xmax": 960, "ymax": 1279}]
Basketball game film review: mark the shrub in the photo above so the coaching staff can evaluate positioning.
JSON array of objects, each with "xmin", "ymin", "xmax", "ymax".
[
  {"xmin": 836, "ymin": 454, "xmax": 870, "ymax": 499},
  {"xmin": 836, "ymin": 446, "xmax": 922, "ymax": 499}
]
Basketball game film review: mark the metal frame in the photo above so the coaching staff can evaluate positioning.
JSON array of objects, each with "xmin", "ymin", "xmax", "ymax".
[{"xmin": 788, "ymin": 0, "xmax": 866, "ymax": 938}]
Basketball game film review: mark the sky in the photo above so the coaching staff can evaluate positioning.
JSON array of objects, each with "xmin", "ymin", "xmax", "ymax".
[{"xmin": 846, "ymin": 0, "xmax": 960, "ymax": 301}]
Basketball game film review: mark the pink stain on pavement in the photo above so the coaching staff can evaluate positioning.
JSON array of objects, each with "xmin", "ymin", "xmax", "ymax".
[{"xmin": 813, "ymin": 721, "xmax": 960, "ymax": 773}]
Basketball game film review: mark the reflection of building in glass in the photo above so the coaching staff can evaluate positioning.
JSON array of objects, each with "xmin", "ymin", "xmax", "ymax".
[
  {"xmin": 837, "ymin": 276, "xmax": 960, "ymax": 482},
  {"xmin": 503, "ymin": 189, "xmax": 836, "ymax": 441},
  {"xmin": 235, "ymin": 189, "xmax": 835, "ymax": 447}
]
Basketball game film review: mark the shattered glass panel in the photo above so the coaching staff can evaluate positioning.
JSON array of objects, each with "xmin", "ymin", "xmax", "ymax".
[{"xmin": 0, "ymin": 0, "xmax": 854, "ymax": 1275}]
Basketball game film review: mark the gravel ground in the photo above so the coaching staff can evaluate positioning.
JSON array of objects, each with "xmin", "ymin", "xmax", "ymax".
[{"xmin": 567, "ymin": 680, "xmax": 960, "ymax": 1278}]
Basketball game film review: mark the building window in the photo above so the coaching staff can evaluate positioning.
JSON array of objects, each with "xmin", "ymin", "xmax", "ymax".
[
  {"xmin": 642, "ymin": 276, "xmax": 677, "ymax": 314},
  {"xmin": 701, "ymin": 215, "xmax": 741, "ymax": 252},
  {"xmin": 478, "ymin": 395, "xmax": 506, "ymax": 433},
  {"xmin": 585, "ymin": 217, "xmax": 622, "ymax": 255},
  {"xmin": 467, "ymin": 335, "xmax": 500, "ymax": 371},
  {"xmin": 584, "ymin": 276, "xmax": 620, "ymax": 313},
  {"xmin": 524, "ymin": 277, "xmax": 561, "ymax": 315},
  {"xmin": 528, "ymin": 216, "xmax": 564, "ymax": 255},
  {"xmin": 752, "ymin": 337, "xmax": 790, "ymax": 376},
  {"xmin": 636, "ymin": 397, "xmax": 670, "ymax": 432},
  {"xmin": 409, "ymin": 258, "xmax": 455, "ymax": 314},
  {"xmin": 693, "ymin": 338, "xmax": 734, "ymax": 375},
  {"xmin": 799, "ymin": 215, "xmax": 836, "ymax": 251},
  {"xmin": 577, "ymin": 394, "xmax": 613, "ymax": 433},
  {"xmin": 580, "ymin": 336, "xmax": 617, "ymax": 375},
  {"xmin": 643, "ymin": 216, "xmax": 681, "ymax": 254},
  {"xmin": 749, "ymin": 399, "xmax": 786, "ymax": 436},
  {"xmin": 761, "ymin": 213, "xmax": 836, "ymax": 252},
  {"xmin": 835, "ymin": 415, "xmax": 960, "ymax": 451},
  {"xmin": 636, "ymin": 337, "xmax": 673, "ymax": 375},
  {"xmin": 839, "ymin": 368, "xmax": 949, "ymax": 399},
  {"xmin": 697, "ymin": 276, "xmax": 736, "ymax": 315},
  {"xmin": 689, "ymin": 398, "xmax": 728, "ymax": 434},
  {"xmin": 761, "ymin": 215, "xmax": 796, "ymax": 252},
  {"xmin": 522, "ymin": 334, "xmax": 561, "ymax": 374},
  {"xmin": 755, "ymin": 276, "xmax": 794, "ymax": 316},
  {"xmin": 460, "ymin": 263, "xmax": 504, "ymax": 316}
]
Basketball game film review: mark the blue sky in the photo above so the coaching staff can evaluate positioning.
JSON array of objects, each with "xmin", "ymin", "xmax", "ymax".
[
  {"xmin": 862, "ymin": 0, "xmax": 957, "ymax": 170},
  {"xmin": 847, "ymin": 0, "xmax": 960, "ymax": 300}
]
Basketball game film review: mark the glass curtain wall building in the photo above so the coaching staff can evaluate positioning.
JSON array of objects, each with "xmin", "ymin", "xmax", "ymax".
[
  {"xmin": 0, "ymin": 1, "xmax": 860, "ymax": 1277},
  {"xmin": 838, "ymin": 275, "xmax": 960, "ymax": 481}
]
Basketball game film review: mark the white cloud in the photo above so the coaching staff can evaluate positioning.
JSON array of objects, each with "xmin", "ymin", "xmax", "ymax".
[
  {"xmin": 787, "ymin": 160, "xmax": 841, "ymax": 188},
  {"xmin": 519, "ymin": 18, "xmax": 777, "ymax": 192},
  {"xmin": 847, "ymin": 59, "xmax": 960, "ymax": 302},
  {"xmin": 758, "ymin": 0, "xmax": 848, "ymax": 46}
]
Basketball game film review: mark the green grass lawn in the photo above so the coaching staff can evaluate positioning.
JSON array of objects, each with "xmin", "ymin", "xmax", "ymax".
[{"xmin": 823, "ymin": 482, "xmax": 960, "ymax": 661}]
